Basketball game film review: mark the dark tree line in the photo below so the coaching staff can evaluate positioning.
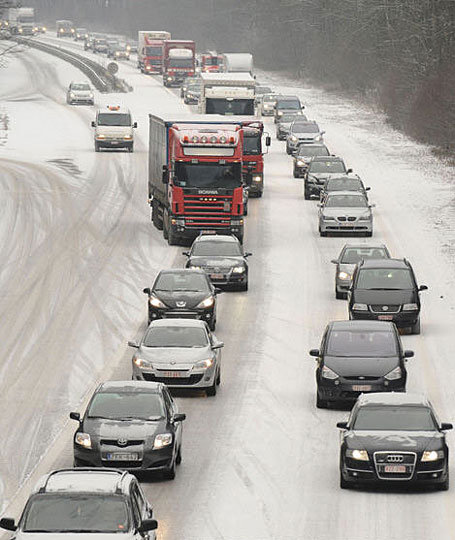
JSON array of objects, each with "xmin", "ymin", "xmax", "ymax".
[{"xmin": 25, "ymin": 0, "xmax": 455, "ymax": 148}]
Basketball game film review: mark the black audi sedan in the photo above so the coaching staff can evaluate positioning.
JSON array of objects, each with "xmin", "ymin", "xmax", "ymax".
[
  {"xmin": 70, "ymin": 381, "xmax": 186, "ymax": 479},
  {"xmin": 183, "ymin": 234, "xmax": 252, "ymax": 291},
  {"xmin": 310, "ymin": 320, "xmax": 413, "ymax": 408},
  {"xmin": 348, "ymin": 258, "xmax": 428, "ymax": 334},
  {"xmin": 337, "ymin": 392, "xmax": 452, "ymax": 490},
  {"xmin": 144, "ymin": 269, "xmax": 221, "ymax": 329}
]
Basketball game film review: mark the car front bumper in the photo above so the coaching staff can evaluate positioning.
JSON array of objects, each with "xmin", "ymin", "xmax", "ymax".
[
  {"xmin": 148, "ymin": 306, "xmax": 215, "ymax": 325},
  {"xmin": 133, "ymin": 362, "xmax": 217, "ymax": 389},
  {"xmin": 350, "ymin": 309, "xmax": 419, "ymax": 328},
  {"xmin": 95, "ymin": 138, "xmax": 133, "ymax": 148},
  {"xmin": 320, "ymin": 219, "xmax": 373, "ymax": 234},
  {"xmin": 318, "ymin": 379, "xmax": 405, "ymax": 404}
]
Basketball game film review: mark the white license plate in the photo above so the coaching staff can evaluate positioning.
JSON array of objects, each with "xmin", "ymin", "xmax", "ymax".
[
  {"xmin": 106, "ymin": 453, "xmax": 139, "ymax": 461},
  {"xmin": 384, "ymin": 465, "xmax": 406, "ymax": 473},
  {"xmin": 210, "ymin": 273, "xmax": 224, "ymax": 279},
  {"xmin": 378, "ymin": 315, "xmax": 393, "ymax": 321},
  {"xmin": 352, "ymin": 385, "xmax": 372, "ymax": 392},
  {"xmin": 161, "ymin": 371, "xmax": 187, "ymax": 378},
  {"xmin": 202, "ymin": 230, "xmax": 216, "ymax": 234}
]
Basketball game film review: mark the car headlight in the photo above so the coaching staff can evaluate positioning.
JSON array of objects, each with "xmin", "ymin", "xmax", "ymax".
[
  {"xmin": 69, "ymin": 92, "xmax": 75, "ymax": 98},
  {"xmin": 88, "ymin": 93, "xmax": 94, "ymax": 98},
  {"xmin": 321, "ymin": 365, "xmax": 339, "ymax": 380},
  {"xmin": 197, "ymin": 296, "xmax": 215, "ymax": 309},
  {"xmin": 384, "ymin": 366, "xmax": 402, "ymax": 380},
  {"xmin": 123, "ymin": 135, "xmax": 133, "ymax": 140},
  {"xmin": 133, "ymin": 358, "xmax": 152, "ymax": 368},
  {"xmin": 96, "ymin": 134, "xmax": 106, "ymax": 139},
  {"xmin": 403, "ymin": 303, "xmax": 418, "ymax": 311},
  {"xmin": 232, "ymin": 266, "xmax": 245, "ymax": 274},
  {"xmin": 346, "ymin": 449, "xmax": 369, "ymax": 461},
  {"xmin": 421, "ymin": 450, "xmax": 444, "ymax": 462},
  {"xmin": 115, "ymin": 51, "xmax": 120, "ymax": 56},
  {"xmin": 277, "ymin": 111, "xmax": 283, "ymax": 116},
  {"xmin": 314, "ymin": 135, "xmax": 322, "ymax": 141},
  {"xmin": 43, "ymin": 27, "xmax": 47, "ymax": 31},
  {"xmin": 75, "ymin": 432, "xmax": 92, "ymax": 449},
  {"xmin": 253, "ymin": 175, "xmax": 262, "ymax": 182},
  {"xmin": 153, "ymin": 433, "xmax": 173, "ymax": 449},
  {"xmin": 358, "ymin": 214, "xmax": 371, "ymax": 221},
  {"xmin": 195, "ymin": 358, "xmax": 214, "ymax": 369},
  {"xmin": 296, "ymin": 160, "xmax": 305, "ymax": 166},
  {"xmin": 323, "ymin": 215, "xmax": 335, "ymax": 221},
  {"xmin": 290, "ymin": 135, "xmax": 298, "ymax": 142},
  {"xmin": 338, "ymin": 271, "xmax": 350, "ymax": 280},
  {"xmin": 149, "ymin": 295, "xmax": 166, "ymax": 308},
  {"xmin": 352, "ymin": 303, "xmax": 368, "ymax": 311},
  {"xmin": 231, "ymin": 218, "xmax": 244, "ymax": 226}
]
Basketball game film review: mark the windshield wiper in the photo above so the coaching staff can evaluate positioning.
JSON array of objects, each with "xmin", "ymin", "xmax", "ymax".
[
  {"xmin": 116, "ymin": 416, "xmax": 163, "ymax": 421},
  {"xmin": 173, "ymin": 289, "xmax": 201, "ymax": 292},
  {"xmin": 365, "ymin": 287, "xmax": 404, "ymax": 290}
]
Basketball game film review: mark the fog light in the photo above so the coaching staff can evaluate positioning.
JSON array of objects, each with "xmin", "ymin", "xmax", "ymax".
[{"xmin": 334, "ymin": 380, "xmax": 340, "ymax": 385}]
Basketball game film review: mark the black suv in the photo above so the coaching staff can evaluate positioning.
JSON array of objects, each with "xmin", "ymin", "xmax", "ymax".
[
  {"xmin": 310, "ymin": 320, "xmax": 413, "ymax": 408},
  {"xmin": 143, "ymin": 269, "xmax": 221, "ymax": 329},
  {"xmin": 337, "ymin": 392, "xmax": 452, "ymax": 490},
  {"xmin": 303, "ymin": 156, "xmax": 351, "ymax": 200},
  {"xmin": 348, "ymin": 258, "xmax": 428, "ymax": 334}
]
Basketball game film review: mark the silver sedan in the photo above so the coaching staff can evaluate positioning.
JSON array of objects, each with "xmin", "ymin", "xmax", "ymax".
[
  {"xmin": 129, "ymin": 318, "xmax": 223, "ymax": 396},
  {"xmin": 318, "ymin": 191, "xmax": 374, "ymax": 237}
]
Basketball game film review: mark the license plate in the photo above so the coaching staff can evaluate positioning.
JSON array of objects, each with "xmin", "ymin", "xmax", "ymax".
[
  {"xmin": 384, "ymin": 465, "xmax": 406, "ymax": 473},
  {"xmin": 161, "ymin": 371, "xmax": 187, "ymax": 378},
  {"xmin": 106, "ymin": 453, "xmax": 138, "ymax": 461},
  {"xmin": 202, "ymin": 230, "xmax": 216, "ymax": 234},
  {"xmin": 378, "ymin": 315, "xmax": 393, "ymax": 321},
  {"xmin": 352, "ymin": 385, "xmax": 372, "ymax": 391},
  {"xmin": 210, "ymin": 273, "xmax": 224, "ymax": 280}
]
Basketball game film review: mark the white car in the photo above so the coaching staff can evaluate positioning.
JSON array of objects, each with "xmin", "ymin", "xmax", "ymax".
[
  {"xmin": 91, "ymin": 106, "xmax": 137, "ymax": 152},
  {"xmin": 66, "ymin": 81, "xmax": 94, "ymax": 105}
]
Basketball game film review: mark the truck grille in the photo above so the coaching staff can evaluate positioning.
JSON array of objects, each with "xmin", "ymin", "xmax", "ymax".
[{"xmin": 183, "ymin": 194, "xmax": 238, "ymax": 227}]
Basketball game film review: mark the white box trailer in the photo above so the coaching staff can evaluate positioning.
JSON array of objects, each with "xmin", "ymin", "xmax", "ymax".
[
  {"xmin": 222, "ymin": 53, "xmax": 254, "ymax": 74},
  {"xmin": 199, "ymin": 73, "xmax": 256, "ymax": 116}
]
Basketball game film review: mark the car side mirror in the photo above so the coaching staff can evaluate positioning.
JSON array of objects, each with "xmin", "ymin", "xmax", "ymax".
[
  {"xmin": 347, "ymin": 168, "xmax": 353, "ymax": 173},
  {"xmin": 128, "ymin": 341, "xmax": 139, "ymax": 348},
  {"xmin": 133, "ymin": 122, "xmax": 138, "ymax": 128},
  {"xmin": 69, "ymin": 411, "xmax": 81, "ymax": 422},
  {"xmin": 137, "ymin": 519, "xmax": 158, "ymax": 533},
  {"xmin": 244, "ymin": 252, "xmax": 252, "ymax": 257},
  {"xmin": 330, "ymin": 259, "xmax": 338, "ymax": 264},
  {"xmin": 441, "ymin": 423, "xmax": 453, "ymax": 431},
  {"xmin": 369, "ymin": 204, "xmax": 376, "ymax": 208},
  {"xmin": 182, "ymin": 251, "xmax": 190, "ymax": 257},
  {"xmin": 173, "ymin": 413, "xmax": 186, "ymax": 422},
  {"xmin": 419, "ymin": 285, "xmax": 428, "ymax": 291},
  {"xmin": 212, "ymin": 341, "xmax": 224, "ymax": 349},
  {"xmin": 0, "ymin": 519, "xmax": 16, "ymax": 532},
  {"xmin": 143, "ymin": 287, "xmax": 151, "ymax": 295},
  {"xmin": 404, "ymin": 350, "xmax": 414, "ymax": 358},
  {"xmin": 321, "ymin": 131, "xmax": 326, "ymax": 135},
  {"xmin": 309, "ymin": 349, "xmax": 320, "ymax": 357},
  {"xmin": 265, "ymin": 135, "xmax": 271, "ymax": 147},
  {"xmin": 366, "ymin": 187, "xmax": 371, "ymax": 191},
  {"xmin": 91, "ymin": 121, "xmax": 96, "ymax": 127},
  {"xmin": 214, "ymin": 288, "xmax": 223, "ymax": 295},
  {"xmin": 336, "ymin": 422, "xmax": 348, "ymax": 430}
]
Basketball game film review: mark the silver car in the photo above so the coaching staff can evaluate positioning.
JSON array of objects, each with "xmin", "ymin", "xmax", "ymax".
[
  {"xmin": 129, "ymin": 318, "xmax": 223, "ymax": 396},
  {"xmin": 276, "ymin": 112, "xmax": 307, "ymax": 140},
  {"xmin": 286, "ymin": 121, "xmax": 325, "ymax": 154},
  {"xmin": 67, "ymin": 81, "xmax": 94, "ymax": 105},
  {"xmin": 318, "ymin": 191, "xmax": 374, "ymax": 237},
  {"xmin": 331, "ymin": 243, "xmax": 391, "ymax": 299}
]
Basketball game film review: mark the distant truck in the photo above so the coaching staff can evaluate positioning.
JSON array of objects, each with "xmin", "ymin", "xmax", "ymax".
[
  {"xmin": 222, "ymin": 53, "xmax": 254, "ymax": 75},
  {"xmin": 7, "ymin": 7, "xmax": 35, "ymax": 35},
  {"xmin": 201, "ymin": 51, "xmax": 223, "ymax": 73},
  {"xmin": 56, "ymin": 19, "xmax": 74, "ymax": 37},
  {"xmin": 137, "ymin": 30, "xmax": 171, "ymax": 74},
  {"xmin": 199, "ymin": 73, "xmax": 256, "ymax": 116},
  {"xmin": 148, "ymin": 115, "xmax": 246, "ymax": 245},
  {"xmin": 241, "ymin": 121, "xmax": 270, "ymax": 198},
  {"xmin": 163, "ymin": 40, "xmax": 196, "ymax": 87}
]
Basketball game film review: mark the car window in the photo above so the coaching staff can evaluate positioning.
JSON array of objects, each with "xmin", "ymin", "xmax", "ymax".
[
  {"xmin": 87, "ymin": 391, "xmax": 165, "ymax": 420},
  {"xmin": 297, "ymin": 146, "xmax": 329, "ymax": 157},
  {"xmin": 131, "ymin": 483, "xmax": 147, "ymax": 520},
  {"xmin": 327, "ymin": 179, "xmax": 362, "ymax": 191},
  {"xmin": 143, "ymin": 326, "xmax": 209, "ymax": 348},
  {"xmin": 341, "ymin": 247, "xmax": 388, "ymax": 264},
  {"xmin": 277, "ymin": 100, "xmax": 300, "ymax": 109},
  {"xmin": 356, "ymin": 268, "xmax": 414, "ymax": 289},
  {"xmin": 310, "ymin": 161, "xmax": 346, "ymax": 174},
  {"xmin": 326, "ymin": 330, "xmax": 397, "ymax": 357},
  {"xmin": 162, "ymin": 388, "xmax": 174, "ymax": 417},
  {"xmin": 154, "ymin": 272, "xmax": 210, "ymax": 292},
  {"xmin": 192, "ymin": 240, "xmax": 242, "ymax": 257},
  {"xmin": 325, "ymin": 195, "xmax": 367, "ymax": 208},
  {"xmin": 129, "ymin": 491, "xmax": 141, "ymax": 528},
  {"xmin": 352, "ymin": 406, "xmax": 437, "ymax": 431},
  {"xmin": 292, "ymin": 124, "xmax": 320, "ymax": 133},
  {"xmin": 97, "ymin": 113, "xmax": 131, "ymax": 127}
]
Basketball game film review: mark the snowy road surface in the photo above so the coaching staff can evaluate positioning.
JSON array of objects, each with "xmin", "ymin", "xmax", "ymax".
[{"xmin": 1, "ymin": 35, "xmax": 455, "ymax": 540}]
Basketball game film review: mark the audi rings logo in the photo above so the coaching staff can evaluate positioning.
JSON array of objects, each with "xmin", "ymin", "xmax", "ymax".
[{"xmin": 387, "ymin": 454, "xmax": 404, "ymax": 463}]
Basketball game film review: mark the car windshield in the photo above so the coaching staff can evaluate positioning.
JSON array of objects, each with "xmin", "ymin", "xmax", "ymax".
[
  {"xmin": 206, "ymin": 98, "xmax": 255, "ymax": 116},
  {"xmin": 309, "ymin": 161, "xmax": 346, "ymax": 174},
  {"xmin": 243, "ymin": 135, "xmax": 261, "ymax": 155},
  {"xmin": 72, "ymin": 84, "xmax": 90, "ymax": 91},
  {"xmin": 297, "ymin": 146, "xmax": 329, "ymax": 157},
  {"xmin": 341, "ymin": 247, "xmax": 388, "ymax": 264},
  {"xmin": 352, "ymin": 406, "xmax": 437, "ymax": 431},
  {"xmin": 263, "ymin": 95, "xmax": 277, "ymax": 102},
  {"xmin": 292, "ymin": 124, "xmax": 320, "ymax": 134},
  {"xmin": 170, "ymin": 59, "xmax": 193, "ymax": 68},
  {"xmin": 23, "ymin": 494, "xmax": 129, "ymax": 533},
  {"xmin": 174, "ymin": 162, "xmax": 242, "ymax": 189},
  {"xmin": 256, "ymin": 87, "xmax": 272, "ymax": 94},
  {"xmin": 143, "ymin": 326, "xmax": 208, "ymax": 348},
  {"xmin": 97, "ymin": 113, "xmax": 131, "ymax": 126},
  {"xmin": 88, "ymin": 391, "xmax": 165, "ymax": 420},
  {"xmin": 356, "ymin": 268, "xmax": 414, "ymax": 289},
  {"xmin": 192, "ymin": 240, "xmax": 242, "ymax": 257},
  {"xmin": 327, "ymin": 179, "xmax": 362, "ymax": 191},
  {"xmin": 325, "ymin": 194, "xmax": 367, "ymax": 208},
  {"xmin": 187, "ymin": 82, "xmax": 201, "ymax": 90},
  {"xmin": 277, "ymin": 100, "xmax": 300, "ymax": 110},
  {"xmin": 145, "ymin": 46, "xmax": 162, "ymax": 56},
  {"xmin": 154, "ymin": 272, "xmax": 210, "ymax": 292},
  {"xmin": 327, "ymin": 330, "xmax": 397, "ymax": 357}
]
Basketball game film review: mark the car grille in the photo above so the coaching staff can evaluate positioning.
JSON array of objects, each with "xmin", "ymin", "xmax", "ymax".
[
  {"xmin": 373, "ymin": 451, "xmax": 416, "ymax": 480},
  {"xmin": 100, "ymin": 439, "xmax": 144, "ymax": 447},
  {"xmin": 344, "ymin": 376, "xmax": 379, "ymax": 381},
  {"xmin": 142, "ymin": 373, "xmax": 204, "ymax": 385},
  {"xmin": 337, "ymin": 216, "xmax": 357, "ymax": 222},
  {"xmin": 370, "ymin": 305, "xmax": 401, "ymax": 313}
]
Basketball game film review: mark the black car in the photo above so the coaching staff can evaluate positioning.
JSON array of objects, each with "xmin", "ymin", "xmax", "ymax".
[
  {"xmin": 70, "ymin": 381, "xmax": 186, "ymax": 479},
  {"xmin": 348, "ymin": 258, "xmax": 428, "ymax": 334},
  {"xmin": 183, "ymin": 234, "xmax": 251, "ymax": 290},
  {"xmin": 319, "ymin": 175, "xmax": 370, "ymax": 202},
  {"xmin": 144, "ymin": 269, "xmax": 221, "ymax": 329},
  {"xmin": 310, "ymin": 320, "xmax": 413, "ymax": 408},
  {"xmin": 293, "ymin": 144, "xmax": 330, "ymax": 177},
  {"xmin": 337, "ymin": 392, "xmax": 452, "ymax": 490},
  {"xmin": 303, "ymin": 156, "xmax": 351, "ymax": 200}
]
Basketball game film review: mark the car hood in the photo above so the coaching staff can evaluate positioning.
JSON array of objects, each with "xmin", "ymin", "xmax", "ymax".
[
  {"xmin": 325, "ymin": 356, "xmax": 399, "ymax": 377},
  {"xmin": 83, "ymin": 417, "xmax": 164, "ymax": 440},
  {"xmin": 153, "ymin": 290, "xmax": 211, "ymax": 308},
  {"xmin": 136, "ymin": 345, "xmax": 211, "ymax": 365},
  {"xmin": 309, "ymin": 172, "xmax": 342, "ymax": 182},
  {"xmin": 347, "ymin": 431, "xmax": 442, "ymax": 453},
  {"xmin": 95, "ymin": 126, "xmax": 132, "ymax": 137},
  {"xmin": 352, "ymin": 289, "xmax": 416, "ymax": 305},
  {"xmin": 71, "ymin": 90, "xmax": 92, "ymax": 96},
  {"xmin": 189, "ymin": 256, "xmax": 244, "ymax": 268},
  {"xmin": 322, "ymin": 207, "xmax": 370, "ymax": 218}
]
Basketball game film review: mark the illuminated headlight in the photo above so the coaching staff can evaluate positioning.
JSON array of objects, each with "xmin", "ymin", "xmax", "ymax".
[
  {"xmin": 59, "ymin": 28, "xmax": 64, "ymax": 32},
  {"xmin": 323, "ymin": 215, "xmax": 335, "ymax": 221},
  {"xmin": 346, "ymin": 449, "xmax": 369, "ymax": 461},
  {"xmin": 352, "ymin": 303, "xmax": 368, "ymax": 311},
  {"xmin": 403, "ymin": 303, "xmax": 418, "ymax": 311},
  {"xmin": 123, "ymin": 135, "xmax": 133, "ymax": 140},
  {"xmin": 146, "ymin": 65, "xmax": 152, "ymax": 70},
  {"xmin": 69, "ymin": 92, "xmax": 75, "ymax": 98},
  {"xmin": 253, "ymin": 175, "xmax": 262, "ymax": 182},
  {"xmin": 196, "ymin": 296, "xmax": 214, "ymax": 309},
  {"xmin": 338, "ymin": 271, "xmax": 350, "ymax": 280},
  {"xmin": 421, "ymin": 450, "xmax": 444, "ymax": 462},
  {"xmin": 321, "ymin": 365, "xmax": 339, "ymax": 380},
  {"xmin": 126, "ymin": 45, "xmax": 131, "ymax": 51},
  {"xmin": 18, "ymin": 28, "xmax": 23, "ymax": 33},
  {"xmin": 195, "ymin": 358, "xmax": 214, "ymax": 369},
  {"xmin": 96, "ymin": 134, "xmax": 106, "ymax": 139},
  {"xmin": 134, "ymin": 357, "xmax": 152, "ymax": 368},
  {"xmin": 277, "ymin": 111, "xmax": 283, "ymax": 116},
  {"xmin": 149, "ymin": 295, "xmax": 166, "ymax": 308},
  {"xmin": 296, "ymin": 160, "xmax": 305, "ymax": 166},
  {"xmin": 358, "ymin": 214, "xmax": 371, "ymax": 221},
  {"xmin": 75, "ymin": 432, "xmax": 92, "ymax": 449},
  {"xmin": 115, "ymin": 52, "xmax": 120, "ymax": 56},
  {"xmin": 43, "ymin": 27, "xmax": 47, "ymax": 31},
  {"xmin": 167, "ymin": 76, "xmax": 173, "ymax": 81},
  {"xmin": 189, "ymin": 265, "xmax": 202, "ymax": 270},
  {"xmin": 88, "ymin": 92, "xmax": 94, "ymax": 99},
  {"xmin": 232, "ymin": 266, "xmax": 245, "ymax": 274},
  {"xmin": 290, "ymin": 135, "xmax": 298, "ymax": 142},
  {"xmin": 384, "ymin": 366, "xmax": 402, "ymax": 380},
  {"xmin": 231, "ymin": 219, "xmax": 244, "ymax": 226},
  {"xmin": 314, "ymin": 135, "xmax": 322, "ymax": 141},
  {"xmin": 153, "ymin": 433, "xmax": 173, "ymax": 449}
]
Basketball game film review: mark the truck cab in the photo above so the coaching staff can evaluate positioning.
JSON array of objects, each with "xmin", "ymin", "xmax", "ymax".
[
  {"xmin": 91, "ymin": 106, "xmax": 137, "ymax": 152},
  {"xmin": 242, "ymin": 121, "xmax": 271, "ymax": 198}
]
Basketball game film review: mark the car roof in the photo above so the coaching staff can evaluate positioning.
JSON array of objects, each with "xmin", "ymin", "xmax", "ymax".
[
  {"xmin": 35, "ymin": 469, "xmax": 133, "ymax": 495},
  {"xmin": 357, "ymin": 392, "xmax": 430, "ymax": 407},
  {"xmin": 329, "ymin": 320, "xmax": 395, "ymax": 332},
  {"xmin": 97, "ymin": 380, "xmax": 162, "ymax": 393},
  {"xmin": 359, "ymin": 258, "xmax": 409, "ymax": 269},
  {"xmin": 148, "ymin": 318, "xmax": 208, "ymax": 329},
  {"xmin": 194, "ymin": 234, "xmax": 239, "ymax": 243},
  {"xmin": 158, "ymin": 268, "xmax": 207, "ymax": 275}
]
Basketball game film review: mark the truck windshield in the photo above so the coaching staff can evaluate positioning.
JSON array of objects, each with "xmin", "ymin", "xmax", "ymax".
[
  {"xmin": 97, "ymin": 113, "xmax": 131, "ymax": 126},
  {"xmin": 206, "ymin": 98, "xmax": 255, "ymax": 116},
  {"xmin": 146, "ymin": 46, "xmax": 162, "ymax": 56},
  {"xmin": 170, "ymin": 59, "xmax": 193, "ymax": 68},
  {"xmin": 174, "ymin": 162, "xmax": 242, "ymax": 189},
  {"xmin": 243, "ymin": 135, "xmax": 261, "ymax": 155}
]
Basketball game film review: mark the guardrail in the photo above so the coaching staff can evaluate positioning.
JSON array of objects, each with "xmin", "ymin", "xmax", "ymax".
[{"xmin": 15, "ymin": 36, "xmax": 131, "ymax": 93}]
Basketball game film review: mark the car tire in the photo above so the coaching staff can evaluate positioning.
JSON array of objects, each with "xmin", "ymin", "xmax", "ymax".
[
  {"xmin": 243, "ymin": 201, "xmax": 248, "ymax": 216},
  {"xmin": 209, "ymin": 318, "xmax": 216, "ymax": 331},
  {"xmin": 73, "ymin": 458, "xmax": 84, "ymax": 467},
  {"xmin": 411, "ymin": 317, "xmax": 421, "ymax": 335},
  {"xmin": 163, "ymin": 457, "xmax": 176, "ymax": 480},
  {"xmin": 167, "ymin": 219, "xmax": 178, "ymax": 245},
  {"xmin": 176, "ymin": 446, "xmax": 182, "ymax": 465},
  {"xmin": 335, "ymin": 289, "xmax": 344, "ymax": 300},
  {"xmin": 128, "ymin": 145, "xmax": 134, "ymax": 153},
  {"xmin": 95, "ymin": 143, "xmax": 100, "ymax": 152},
  {"xmin": 286, "ymin": 146, "xmax": 291, "ymax": 154},
  {"xmin": 316, "ymin": 392, "xmax": 328, "ymax": 409},
  {"xmin": 340, "ymin": 472, "xmax": 351, "ymax": 489},
  {"xmin": 304, "ymin": 185, "xmax": 311, "ymax": 200},
  {"xmin": 365, "ymin": 231, "xmax": 373, "ymax": 237},
  {"xmin": 163, "ymin": 211, "xmax": 169, "ymax": 240},
  {"xmin": 239, "ymin": 281, "xmax": 248, "ymax": 292},
  {"xmin": 439, "ymin": 472, "xmax": 449, "ymax": 491},
  {"xmin": 319, "ymin": 230, "xmax": 327, "ymax": 237},
  {"xmin": 206, "ymin": 377, "xmax": 217, "ymax": 396},
  {"xmin": 152, "ymin": 200, "xmax": 164, "ymax": 230},
  {"xmin": 216, "ymin": 368, "xmax": 221, "ymax": 386}
]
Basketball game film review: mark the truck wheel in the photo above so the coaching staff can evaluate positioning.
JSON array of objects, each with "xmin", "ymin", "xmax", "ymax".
[
  {"xmin": 95, "ymin": 143, "xmax": 100, "ymax": 152},
  {"xmin": 167, "ymin": 224, "xmax": 178, "ymax": 246},
  {"xmin": 163, "ymin": 212, "xmax": 169, "ymax": 240},
  {"xmin": 304, "ymin": 185, "xmax": 311, "ymax": 200},
  {"xmin": 410, "ymin": 318, "xmax": 421, "ymax": 335},
  {"xmin": 152, "ymin": 200, "xmax": 163, "ymax": 230},
  {"xmin": 128, "ymin": 145, "xmax": 134, "ymax": 153}
]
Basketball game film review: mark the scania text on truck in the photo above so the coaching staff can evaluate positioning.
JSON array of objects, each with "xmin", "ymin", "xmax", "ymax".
[
  {"xmin": 137, "ymin": 31, "xmax": 171, "ymax": 74},
  {"xmin": 163, "ymin": 40, "xmax": 196, "ymax": 87},
  {"xmin": 56, "ymin": 19, "xmax": 74, "ymax": 37},
  {"xmin": 201, "ymin": 51, "xmax": 223, "ymax": 73},
  {"xmin": 148, "ymin": 115, "xmax": 245, "ymax": 245},
  {"xmin": 242, "ymin": 121, "xmax": 271, "ymax": 198},
  {"xmin": 199, "ymin": 73, "xmax": 256, "ymax": 116},
  {"xmin": 7, "ymin": 7, "xmax": 35, "ymax": 35},
  {"xmin": 222, "ymin": 53, "xmax": 254, "ymax": 75}
]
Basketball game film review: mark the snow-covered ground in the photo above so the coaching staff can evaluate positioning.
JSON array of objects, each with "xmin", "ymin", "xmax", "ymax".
[{"xmin": 1, "ymin": 35, "xmax": 455, "ymax": 540}]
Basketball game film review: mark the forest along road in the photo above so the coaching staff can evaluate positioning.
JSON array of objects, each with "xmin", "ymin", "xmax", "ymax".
[{"xmin": 2, "ymin": 37, "xmax": 455, "ymax": 540}]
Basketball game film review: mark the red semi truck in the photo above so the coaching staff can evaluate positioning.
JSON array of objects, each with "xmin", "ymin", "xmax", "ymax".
[
  {"xmin": 163, "ymin": 40, "xmax": 196, "ymax": 87},
  {"xmin": 242, "ymin": 121, "xmax": 270, "ymax": 198},
  {"xmin": 149, "ymin": 115, "xmax": 245, "ymax": 245},
  {"xmin": 138, "ymin": 31, "xmax": 171, "ymax": 74},
  {"xmin": 201, "ymin": 52, "xmax": 223, "ymax": 73}
]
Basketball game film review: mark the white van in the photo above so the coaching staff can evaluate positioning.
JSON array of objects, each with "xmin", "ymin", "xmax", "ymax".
[{"xmin": 91, "ymin": 106, "xmax": 137, "ymax": 152}]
